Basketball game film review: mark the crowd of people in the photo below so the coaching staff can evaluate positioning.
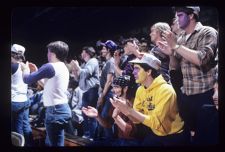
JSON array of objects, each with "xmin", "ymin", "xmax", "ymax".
[{"xmin": 11, "ymin": 6, "xmax": 219, "ymax": 146}]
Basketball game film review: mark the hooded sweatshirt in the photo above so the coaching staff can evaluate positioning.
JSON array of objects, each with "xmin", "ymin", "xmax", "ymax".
[{"xmin": 133, "ymin": 75, "xmax": 184, "ymax": 136}]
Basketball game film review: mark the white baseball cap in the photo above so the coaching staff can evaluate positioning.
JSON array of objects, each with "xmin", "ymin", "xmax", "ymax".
[
  {"xmin": 11, "ymin": 44, "xmax": 25, "ymax": 55},
  {"xmin": 129, "ymin": 53, "xmax": 161, "ymax": 70}
]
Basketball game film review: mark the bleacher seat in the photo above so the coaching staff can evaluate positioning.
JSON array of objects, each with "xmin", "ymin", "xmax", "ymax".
[{"xmin": 11, "ymin": 132, "xmax": 25, "ymax": 147}]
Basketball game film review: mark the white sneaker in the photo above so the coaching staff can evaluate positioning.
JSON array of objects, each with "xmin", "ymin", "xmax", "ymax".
[{"xmin": 82, "ymin": 135, "xmax": 93, "ymax": 141}]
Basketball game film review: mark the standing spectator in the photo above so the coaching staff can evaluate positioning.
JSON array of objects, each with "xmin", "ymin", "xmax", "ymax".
[
  {"xmin": 70, "ymin": 46, "xmax": 100, "ymax": 140},
  {"xmin": 194, "ymin": 63, "xmax": 218, "ymax": 145},
  {"xmin": 11, "ymin": 44, "xmax": 34, "ymax": 146},
  {"xmin": 97, "ymin": 40, "xmax": 117, "ymax": 139},
  {"xmin": 114, "ymin": 38, "xmax": 142, "ymax": 101},
  {"xmin": 110, "ymin": 53, "xmax": 190, "ymax": 146},
  {"xmin": 157, "ymin": 6, "xmax": 218, "ymax": 144},
  {"xmin": 149, "ymin": 22, "xmax": 171, "ymax": 83},
  {"xmin": 21, "ymin": 41, "xmax": 72, "ymax": 146}
]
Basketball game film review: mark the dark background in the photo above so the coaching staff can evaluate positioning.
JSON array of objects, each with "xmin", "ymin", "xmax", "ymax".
[{"xmin": 11, "ymin": 6, "xmax": 218, "ymax": 66}]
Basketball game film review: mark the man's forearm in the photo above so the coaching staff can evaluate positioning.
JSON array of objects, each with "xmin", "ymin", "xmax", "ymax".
[
  {"xmin": 127, "ymin": 108, "xmax": 145, "ymax": 123},
  {"xmin": 174, "ymin": 45, "xmax": 201, "ymax": 66}
]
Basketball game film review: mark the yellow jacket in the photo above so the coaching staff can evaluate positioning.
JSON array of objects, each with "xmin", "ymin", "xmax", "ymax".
[{"xmin": 133, "ymin": 75, "xmax": 184, "ymax": 136}]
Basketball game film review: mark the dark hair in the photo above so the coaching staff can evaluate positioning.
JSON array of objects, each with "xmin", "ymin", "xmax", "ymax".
[
  {"xmin": 173, "ymin": 7, "xmax": 199, "ymax": 21},
  {"xmin": 112, "ymin": 75, "xmax": 130, "ymax": 88},
  {"xmin": 139, "ymin": 63, "xmax": 160, "ymax": 79},
  {"xmin": 122, "ymin": 37, "xmax": 140, "ymax": 47},
  {"xmin": 113, "ymin": 75, "xmax": 133, "ymax": 101},
  {"xmin": 107, "ymin": 48, "xmax": 115, "ymax": 57},
  {"xmin": 47, "ymin": 41, "xmax": 69, "ymax": 62},
  {"xmin": 11, "ymin": 52, "xmax": 25, "ymax": 62},
  {"xmin": 83, "ymin": 46, "xmax": 96, "ymax": 58}
]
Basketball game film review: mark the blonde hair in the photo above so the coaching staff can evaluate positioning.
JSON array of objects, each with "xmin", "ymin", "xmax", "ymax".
[{"xmin": 151, "ymin": 22, "xmax": 171, "ymax": 32}]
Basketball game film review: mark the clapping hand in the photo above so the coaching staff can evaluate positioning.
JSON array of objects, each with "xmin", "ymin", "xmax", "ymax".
[
  {"xmin": 82, "ymin": 106, "xmax": 98, "ymax": 118},
  {"xmin": 161, "ymin": 30, "xmax": 177, "ymax": 49},
  {"xmin": 28, "ymin": 62, "xmax": 38, "ymax": 73},
  {"xmin": 110, "ymin": 97, "xmax": 130, "ymax": 115},
  {"xmin": 70, "ymin": 60, "xmax": 79, "ymax": 70},
  {"xmin": 20, "ymin": 61, "xmax": 30, "ymax": 73},
  {"xmin": 112, "ymin": 108, "xmax": 120, "ymax": 119},
  {"xmin": 157, "ymin": 41, "xmax": 173, "ymax": 55},
  {"xmin": 157, "ymin": 30, "xmax": 177, "ymax": 56}
]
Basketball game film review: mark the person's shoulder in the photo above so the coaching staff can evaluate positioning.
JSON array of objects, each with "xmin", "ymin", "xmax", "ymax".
[
  {"xmin": 136, "ymin": 85, "xmax": 144, "ymax": 93},
  {"xmin": 160, "ymin": 83, "xmax": 176, "ymax": 94},
  {"xmin": 40, "ymin": 63, "xmax": 54, "ymax": 70},
  {"xmin": 200, "ymin": 23, "xmax": 218, "ymax": 34},
  {"xmin": 89, "ymin": 57, "xmax": 99, "ymax": 63}
]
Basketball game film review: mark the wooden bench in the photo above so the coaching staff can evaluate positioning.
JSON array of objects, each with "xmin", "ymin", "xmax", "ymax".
[
  {"xmin": 64, "ymin": 132, "xmax": 91, "ymax": 146},
  {"xmin": 32, "ymin": 126, "xmax": 90, "ymax": 146},
  {"xmin": 32, "ymin": 126, "xmax": 46, "ymax": 146}
]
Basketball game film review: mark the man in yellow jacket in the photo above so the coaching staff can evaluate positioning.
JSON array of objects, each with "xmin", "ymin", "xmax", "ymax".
[{"xmin": 110, "ymin": 53, "xmax": 190, "ymax": 146}]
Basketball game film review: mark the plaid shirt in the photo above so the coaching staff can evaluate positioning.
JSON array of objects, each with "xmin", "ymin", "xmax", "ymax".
[{"xmin": 175, "ymin": 22, "xmax": 218, "ymax": 95}]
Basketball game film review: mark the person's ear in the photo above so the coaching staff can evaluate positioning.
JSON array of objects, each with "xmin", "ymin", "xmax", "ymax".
[
  {"xmin": 147, "ymin": 69, "xmax": 152, "ymax": 76},
  {"xmin": 189, "ymin": 13, "xmax": 194, "ymax": 20}
]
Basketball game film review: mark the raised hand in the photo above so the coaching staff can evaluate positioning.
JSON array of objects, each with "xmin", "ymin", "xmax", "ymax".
[
  {"xmin": 82, "ymin": 106, "xmax": 98, "ymax": 118},
  {"xmin": 110, "ymin": 97, "xmax": 130, "ymax": 115},
  {"xmin": 20, "ymin": 61, "xmax": 30, "ymax": 73},
  {"xmin": 112, "ymin": 108, "xmax": 120, "ymax": 119},
  {"xmin": 70, "ymin": 60, "xmax": 79, "ymax": 70},
  {"xmin": 28, "ymin": 62, "xmax": 38, "ymax": 73},
  {"xmin": 161, "ymin": 30, "xmax": 177, "ymax": 49},
  {"xmin": 156, "ymin": 41, "xmax": 173, "ymax": 56}
]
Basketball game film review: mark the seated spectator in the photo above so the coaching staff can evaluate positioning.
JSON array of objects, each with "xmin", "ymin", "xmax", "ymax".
[
  {"xmin": 110, "ymin": 53, "xmax": 191, "ymax": 146},
  {"xmin": 82, "ymin": 75, "xmax": 144, "ymax": 146}
]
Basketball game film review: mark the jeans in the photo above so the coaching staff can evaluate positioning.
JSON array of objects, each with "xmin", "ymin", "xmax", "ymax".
[
  {"xmin": 82, "ymin": 86, "xmax": 99, "ymax": 139},
  {"xmin": 99, "ymin": 90, "xmax": 114, "ymax": 139},
  {"xmin": 45, "ymin": 103, "xmax": 71, "ymax": 146},
  {"xmin": 11, "ymin": 100, "xmax": 33, "ymax": 146}
]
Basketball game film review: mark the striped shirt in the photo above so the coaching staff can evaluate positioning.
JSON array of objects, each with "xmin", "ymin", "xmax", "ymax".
[{"xmin": 175, "ymin": 22, "xmax": 218, "ymax": 95}]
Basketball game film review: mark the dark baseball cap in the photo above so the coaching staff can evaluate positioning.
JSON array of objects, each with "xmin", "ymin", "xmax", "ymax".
[
  {"xmin": 100, "ymin": 40, "xmax": 118, "ymax": 51},
  {"xmin": 112, "ymin": 75, "xmax": 130, "ymax": 87},
  {"xmin": 173, "ymin": 6, "xmax": 200, "ymax": 17}
]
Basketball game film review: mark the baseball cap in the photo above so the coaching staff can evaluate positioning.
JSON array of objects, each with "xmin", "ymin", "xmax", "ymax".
[
  {"xmin": 83, "ymin": 46, "xmax": 96, "ymax": 56},
  {"xmin": 186, "ymin": 6, "xmax": 200, "ymax": 16},
  {"xmin": 100, "ymin": 40, "xmax": 118, "ymax": 51},
  {"xmin": 129, "ymin": 53, "xmax": 161, "ymax": 70},
  {"xmin": 11, "ymin": 44, "xmax": 25, "ymax": 55},
  {"xmin": 173, "ymin": 6, "xmax": 200, "ymax": 17},
  {"xmin": 112, "ymin": 75, "xmax": 130, "ymax": 87}
]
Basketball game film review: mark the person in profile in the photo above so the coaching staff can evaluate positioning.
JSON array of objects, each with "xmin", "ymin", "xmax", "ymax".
[
  {"xmin": 110, "ymin": 53, "xmax": 190, "ymax": 146},
  {"xmin": 21, "ymin": 41, "xmax": 71, "ymax": 146},
  {"xmin": 11, "ymin": 44, "xmax": 34, "ymax": 146}
]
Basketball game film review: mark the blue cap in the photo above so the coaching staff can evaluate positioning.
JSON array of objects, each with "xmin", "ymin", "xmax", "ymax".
[{"xmin": 100, "ymin": 40, "xmax": 118, "ymax": 51}]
